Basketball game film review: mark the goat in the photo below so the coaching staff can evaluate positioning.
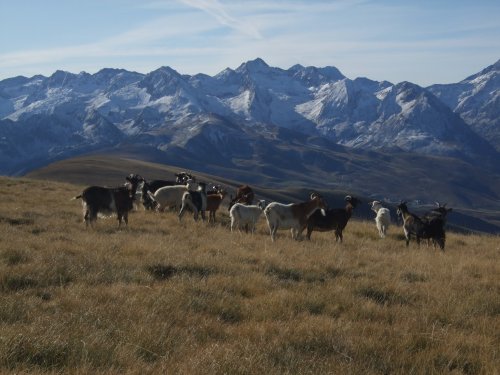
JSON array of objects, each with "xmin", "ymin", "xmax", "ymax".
[
  {"xmin": 126, "ymin": 174, "xmax": 174, "ymax": 193},
  {"xmin": 179, "ymin": 182, "xmax": 207, "ymax": 222},
  {"xmin": 126, "ymin": 175, "xmax": 156, "ymax": 211},
  {"xmin": 206, "ymin": 184, "xmax": 222, "ymax": 196},
  {"xmin": 230, "ymin": 200, "xmax": 267, "ymax": 233},
  {"xmin": 125, "ymin": 173, "xmax": 195, "ymax": 209},
  {"xmin": 72, "ymin": 185, "xmax": 137, "ymax": 227},
  {"xmin": 396, "ymin": 201, "xmax": 446, "ymax": 250},
  {"xmin": 370, "ymin": 200, "xmax": 391, "ymax": 238},
  {"xmin": 175, "ymin": 172, "xmax": 195, "ymax": 184},
  {"xmin": 423, "ymin": 201, "xmax": 452, "ymax": 247},
  {"xmin": 125, "ymin": 174, "xmax": 175, "ymax": 210},
  {"xmin": 206, "ymin": 188, "xmax": 227, "ymax": 223},
  {"xmin": 228, "ymin": 185, "xmax": 254, "ymax": 211},
  {"xmin": 152, "ymin": 180, "xmax": 198, "ymax": 212},
  {"xmin": 424, "ymin": 202, "xmax": 452, "ymax": 224},
  {"xmin": 264, "ymin": 193, "xmax": 327, "ymax": 242},
  {"xmin": 306, "ymin": 195, "xmax": 360, "ymax": 242}
]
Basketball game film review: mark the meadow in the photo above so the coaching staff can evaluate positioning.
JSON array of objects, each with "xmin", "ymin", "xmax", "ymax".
[{"xmin": 0, "ymin": 177, "xmax": 499, "ymax": 374}]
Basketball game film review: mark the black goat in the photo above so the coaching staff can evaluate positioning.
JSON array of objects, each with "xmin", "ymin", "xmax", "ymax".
[
  {"xmin": 147, "ymin": 179, "xmax": 177, "ymax": 192},
  {"xmin": 72, "ymin": 185, "xmax": 137, "ymax": 227},
  {"xmin": 397, "ymin": 201, "xmax": 446, "ymax": 250},
  {"xmin": 148, "ymin": 172, "xmax": 195, "ymax": 194},
  {"xmin": 423, "ymin": 202, "xmax": 452, "ymax": 247},
  {"xmin": 424, "ymin": 202, "xmax": 452, "ymax": 223},
  {"xmin": 306, "ymin": 195, "xmax": 360, "ymax": 242}
]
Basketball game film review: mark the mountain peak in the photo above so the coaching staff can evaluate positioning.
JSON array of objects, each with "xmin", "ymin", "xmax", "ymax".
[
  {"xmin": 151, "ymin": 66, "xmax": 182, "ymax": 77},
  {"xmin": 236, "ymin": 58, "xmax": 270, "ymax": 73},
  {"xmin": 289, "ymin": 64, "xmax": 345, "ymax": 85},
  {"xmin": 461, "ymin": 59, "xmax": 500, "ymax": 82}
]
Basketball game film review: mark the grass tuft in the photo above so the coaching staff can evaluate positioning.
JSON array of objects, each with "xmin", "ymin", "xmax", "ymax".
[
  {"xmin": 2, "ymin": 249, "xmax": 30, "ymax": 266},
  {"xmin": 357, "ymin": 286, "xmax": 411, "ymax": 306},
  {"xmin": 2, "ymin": 275, "xmax": 38, "ymax": 292},
  {"xmin": 266, "ymin": 265, "xmax": 302, "ymax": 282},
  {"xmin": 401, "ymin": 271, "xmax": 427, "ymax": 283}
]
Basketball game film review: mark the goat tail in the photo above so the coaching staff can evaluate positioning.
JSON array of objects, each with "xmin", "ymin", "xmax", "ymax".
[{"xmin": 71, "ymin": 194, "xmax": 83, "ymax": 201}]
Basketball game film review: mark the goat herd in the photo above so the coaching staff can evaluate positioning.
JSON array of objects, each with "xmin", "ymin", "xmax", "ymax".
[{"xmin": 72, "ymin": 171, "xmax": 452, "ymax": 250}]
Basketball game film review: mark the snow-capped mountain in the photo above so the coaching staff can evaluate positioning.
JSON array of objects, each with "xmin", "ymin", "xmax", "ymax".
[
  {"xmin": 428, "ymin": 60, "xmax": 500, "ymax": 151},
  {"xmin": 0, "ymin": 58, "xmax": 499, "ymax": 176}
]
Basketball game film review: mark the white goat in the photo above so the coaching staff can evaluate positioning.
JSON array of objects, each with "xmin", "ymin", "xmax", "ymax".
[
  {"xmin": 229, "ymin": 200, "xmax": 267, "ymax": 233},
  {"xmin": 264, "ymin": 193, "xmax": 327, "ymax": 242},
  {"xmin": 370, "ymin": 200, "xmax": 391, "ymax": 238},
  {"xmin": 152, "ymin": 180, "xmax": 198, "ymax": 212}
]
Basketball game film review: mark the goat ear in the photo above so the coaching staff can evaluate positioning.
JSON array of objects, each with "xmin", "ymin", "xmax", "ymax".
[{"xmin": 435, "ymin": 201, "xmax": 441, "ymax": 207}]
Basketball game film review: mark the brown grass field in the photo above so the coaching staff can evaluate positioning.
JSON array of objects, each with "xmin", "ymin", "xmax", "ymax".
[{"xmin": 0, "ymin": 176, "xmax": 499, "ymax": 374}]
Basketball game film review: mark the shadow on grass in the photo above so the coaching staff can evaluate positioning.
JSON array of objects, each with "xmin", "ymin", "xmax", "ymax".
[
  {"xmin": 357, "ymin": 286, "xmax": 412, "ymax": 306},
  {"xmin": 147, "ymin": 263, "xmax": 215, "ymax": 281}
]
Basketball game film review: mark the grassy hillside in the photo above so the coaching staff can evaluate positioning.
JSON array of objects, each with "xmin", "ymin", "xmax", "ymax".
[
  {"xmin": 26, "ymin": 154, "xmax": 500, "ymax": 234},
  {"xmin": 0, "ymin": 176, "xmax": 499, "ymax": 374}
]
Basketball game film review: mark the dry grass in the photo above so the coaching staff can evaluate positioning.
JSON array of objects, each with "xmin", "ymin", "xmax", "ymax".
[{"xmin": 0, "ymin": 176, "xmax": 499, "ymax": 374}]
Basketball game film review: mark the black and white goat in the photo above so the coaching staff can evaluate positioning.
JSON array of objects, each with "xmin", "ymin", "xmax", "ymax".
[
  {"xmin": 396, "ymin": 201, "xmax": 446, "ymax": 250},
  {"xmin": 179, "ymin": 182, "xmax": 208, "ymax": 222},
  {"xmin": 72, "ymin": 180, "xmax": 140, "ymax": 227},
  {"xmin": 175, "ymin": 172, "xmax": 195, "ymax": 184},
  {"xmin": 306, "ymin": 195, "xmax": 360, "ymax": 242}
]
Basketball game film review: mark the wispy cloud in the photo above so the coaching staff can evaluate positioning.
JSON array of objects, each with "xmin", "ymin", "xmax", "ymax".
[
  {"xmin": 0, "ymin": 15, "xmax": 215, "ymax": 71},
  {"xmin": 179, "ymin": 0, "xmax": 263, "ymax": 39}
]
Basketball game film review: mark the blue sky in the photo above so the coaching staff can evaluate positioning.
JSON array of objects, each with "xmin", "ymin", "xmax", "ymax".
[{"xmin": 0, "ymin": 0, "xmax": 499, "ymax": 86}]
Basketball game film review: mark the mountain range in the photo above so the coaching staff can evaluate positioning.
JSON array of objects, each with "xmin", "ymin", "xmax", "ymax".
[{"xmin": 0, "ymin": 58, "xmax": 499, "ymax": 229}]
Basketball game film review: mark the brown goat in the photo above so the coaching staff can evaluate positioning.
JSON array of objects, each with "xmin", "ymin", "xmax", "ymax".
[
  {"xmin": 228, "ymin": 185, "xmax": 254, "ymax": 210},
  {"xmin": 206, "ymin": 189, "xmax": 227, "ymax": 223}
]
